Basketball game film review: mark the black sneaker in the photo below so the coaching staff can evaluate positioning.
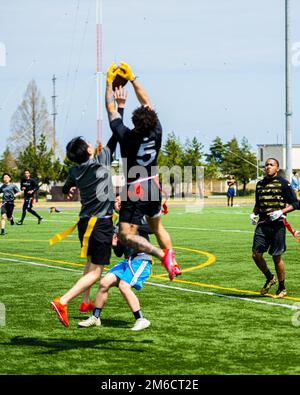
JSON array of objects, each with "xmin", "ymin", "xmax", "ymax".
[
  {"xmin": 0, "ymin": 230, "xmax": 5, "ymax": 236},
  {"xmin": 10, "ymin": 218, "xmax": 14, "ymax": 225},
  {"xmin": 260, "ymin": 275, "xmax": 277, "ymax": 295},
  {"xmin": 16, "ymin": 221, "xmax": 23, "ymax": 225},
  {"xmin": 274, "ymin": 288, "xmax": 288, "ymax": 298},
  {"xmin": 38, "ymin": 217, "xmax": 43, "ymax": 224}
]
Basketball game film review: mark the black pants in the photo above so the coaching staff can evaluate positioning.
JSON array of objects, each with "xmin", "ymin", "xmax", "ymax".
[{"xmin": 20, "ymin": 197, "xmax": 41, "ymax": 222}]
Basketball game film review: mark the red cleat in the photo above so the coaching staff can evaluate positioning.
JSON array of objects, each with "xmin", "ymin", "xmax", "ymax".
[
  {"xmin": 50, "ymin": 297, "xmax": 69, "ymax": 327},
  {"xmin": 79, "ymin": 300, "xmax": 95, "ymax": 314},
  {"xmin": 161, "ymin": 249, "xmax": 176, "ymax": 280},
  {"xmin": 173, "ymin": 263, "xmax": 182, "ymax": 276}
]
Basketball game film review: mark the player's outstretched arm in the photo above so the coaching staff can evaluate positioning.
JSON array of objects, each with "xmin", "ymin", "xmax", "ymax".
[
  {"xmin": 118, "ymin": 61, "xmax": 152, "ymax": 108},
  {"xmin": 131, "ymin": 78, "xmax": 152, "ymax": 109},
  {"xmin": 105, "ymin": 62, "xmax": 119, "ymax": 117}
]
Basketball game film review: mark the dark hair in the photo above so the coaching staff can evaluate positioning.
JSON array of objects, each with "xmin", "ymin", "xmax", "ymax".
[
  {"xmin": 131, "ymin": 106, "xmax": 158, "ymax": 136},
  {"xmin": 265, "ymin": 158, "xmax": 279, "ymax": 167},
  {"xmin": 24, "ymin": 169, "xmax": 30, "ymax": 173},
  {"xmin": 2, "ymin": 173, "xmax": 11, "ymax": 180},
  {"xmin": 66, "ymin": 137, "xmax": 90, "ymax": 164},
  {"xmin": 293, "ymin": 170, "xmax": 297, "ymax": 175}
]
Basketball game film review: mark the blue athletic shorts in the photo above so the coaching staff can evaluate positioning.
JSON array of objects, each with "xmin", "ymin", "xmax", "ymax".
[
  {"xmin": 109, "ymin": 256, "xmax": 152, "ymax": 290},
  {"xmin": 227, "ymin": 187, "xmax": 235, "ymax": 197}
]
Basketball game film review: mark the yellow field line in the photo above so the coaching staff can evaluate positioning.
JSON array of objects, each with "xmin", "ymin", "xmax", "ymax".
[
  {"xmin": 0, "ymin": 239, "xmax": 78, "ymax": 243},
  {"xmin": 153, "ymin": 246, "xmax": 216, "ymax": 278},
  {"xmin": 2, "ymin": 245, "xmax": 300, "ymax": 302},
  {"xmin": 0, "ymin": 251, "xmax": 85, "ymax": 267}
]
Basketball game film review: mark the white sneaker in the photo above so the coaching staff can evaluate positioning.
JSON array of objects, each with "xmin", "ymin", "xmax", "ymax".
[
  {"xmin": 131, "ymin": 318, "xmax": 151, "ymax": 331},
  {"xmin": 78, "ymin": 315, "xmax": 101, "ymax": 328}
]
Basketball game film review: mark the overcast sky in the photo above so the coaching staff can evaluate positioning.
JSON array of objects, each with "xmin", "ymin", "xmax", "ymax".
[{"xmin": 1, "ymin": 0, "xmax": 300, "ymax": 157}]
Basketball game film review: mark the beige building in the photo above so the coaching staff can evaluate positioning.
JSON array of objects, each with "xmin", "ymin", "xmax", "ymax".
[{"xmin": 257, "ymin": 144, "xmax": 300, "ymax": 170}]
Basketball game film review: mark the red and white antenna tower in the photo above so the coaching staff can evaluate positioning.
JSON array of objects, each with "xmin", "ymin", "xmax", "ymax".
[{"xmin": 96, "ymin": 0, "xmax": 103, "ymax": 150}]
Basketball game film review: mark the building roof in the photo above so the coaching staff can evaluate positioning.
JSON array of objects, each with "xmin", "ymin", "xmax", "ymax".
[{"xmin": 257, "ymin": 144, "xmax": 300, "ymax": 148}]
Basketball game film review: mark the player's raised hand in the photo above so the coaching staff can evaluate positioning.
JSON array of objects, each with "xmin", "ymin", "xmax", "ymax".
[
  {"xmin": 106, "ymin": 62, "xmax": 119, "ymax": 84},
  {"xmin": 114, "ymin": 86, "xmax": 128, "ymax": 107},
  {"xmin": 118, "ymin": 61, "xmax": 135, "ymax": 82},
  {"xmin": 67, "ymin": 186, "xmax": 77, "ymax": 200}
]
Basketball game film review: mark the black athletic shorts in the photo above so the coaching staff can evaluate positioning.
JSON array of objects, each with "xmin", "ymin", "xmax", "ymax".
[
  {"xmin": 119, "ymin": 179, "xmax": 162, "ymax": 225},
  {"xmin": 77, "ymin": 217, "xmax": 113, "ymax": 265},
  {"xmin": 1, "ymin": 202, "xmax": 14, "ymax": 218},
  {"xmin": 252, "ymin": 220, "xmax": 286, "ymax": 256}
]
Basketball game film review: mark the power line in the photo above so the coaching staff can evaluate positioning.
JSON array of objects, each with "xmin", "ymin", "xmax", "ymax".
[
  {"xmin": 63, "ymin": 0, "xmax": 93, "ymax": 133},
  {"xmin": 0, "ymin": 59, "xmax": 37, "ymax": 112},
  {"xmin": 60, "ymin": 0, "xmax": 81, "ymax": 129},
  {"xmin": 51, "ymin": 74, "xmax": 58, "ymax": 155}
]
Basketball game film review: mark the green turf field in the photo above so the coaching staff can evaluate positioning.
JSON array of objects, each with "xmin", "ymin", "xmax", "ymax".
[{"xmin": 1, "ymin": 205, "xmax": 300, "ymax": 375}]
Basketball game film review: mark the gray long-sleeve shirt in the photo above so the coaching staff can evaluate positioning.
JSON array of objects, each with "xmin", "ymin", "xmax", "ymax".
[
  {"xmin": 62, "ymin": 147, "xmax": 115, "ymax": 218},
  {"xmin": 0, "ymin": 183, "xmax": 20, "ymax": 203}
]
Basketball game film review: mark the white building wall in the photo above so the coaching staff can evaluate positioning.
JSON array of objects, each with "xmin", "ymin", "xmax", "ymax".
[{"xmin": 258, "ymin": 145, "xmax": 300, "ymax": 169}]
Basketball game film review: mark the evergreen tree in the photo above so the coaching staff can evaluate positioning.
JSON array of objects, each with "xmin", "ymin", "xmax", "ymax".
[
  {"xmin": 183, "ymin": 137, "xmax": 204, "ymax": 180},
  {"xmin": 205, "ymin": 136, "xmax": 226, "ymax": 165},
  {"xmin": 17, "ymin": 134, "xmax": 62, "ymax": 184},
  {"xmin": 0, "ymin": 147, "xmax": 18, "ymax": 179},
  {"xmin": 158, "ymin": 132, "xmax": 184, "ymax": 197},
  {"xmin": 222, "ymin": 137, "xmax": 257, "ymax": 193}
]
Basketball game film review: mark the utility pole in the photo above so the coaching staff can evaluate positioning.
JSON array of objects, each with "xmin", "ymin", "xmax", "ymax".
[
  {"xmin": 51, "ymin": 74, "xmax": 58, "ymax": 155},
  {"xmin": 285, "ymin": 0, "xmax": 293, "ymax": 181}
]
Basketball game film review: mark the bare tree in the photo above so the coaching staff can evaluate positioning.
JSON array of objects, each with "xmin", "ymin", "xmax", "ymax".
[{"xmin": 9, "ymin": 80, "xmax": 54, "ymax": 155}]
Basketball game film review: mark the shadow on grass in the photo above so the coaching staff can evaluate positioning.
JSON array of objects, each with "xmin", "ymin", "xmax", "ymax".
[
  {"xmin": 71, "ymin": 317, "xmax": 129, "ymax": 328},
  {"xmin": 0, "ymin": 336, "xmax": 153, "ymax": 355}
]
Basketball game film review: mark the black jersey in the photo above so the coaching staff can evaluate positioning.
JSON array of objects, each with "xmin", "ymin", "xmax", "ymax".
[
  {"xmin": 0, "ymin": 183, "xmax": 20, "ymax": 202},
  {"xmin": 110, "ymin": 112, "xmax": 162, "ymax": 183},
  {"xmin": 20, "ymin": 177, "xmax": 39, "ymax": 198},
  {"xmin": 62, "ymin": 147, "xmax": 115, "ymax": 218},
  {"xmin": 255, "ymin": 175, "xmax": 298, "ymax": 221}
]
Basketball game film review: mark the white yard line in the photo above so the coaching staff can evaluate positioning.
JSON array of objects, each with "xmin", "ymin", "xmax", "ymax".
[
  {"xmin": 1, "ymin": 257, "xmax": 298, "ymax": 311},
  {"xmin": 0, "ymin": 257, "xmax": 80, "ymax": 272},
  {"xmin": 11, "ymin": 218, "xmax": 253, "ymax": 233},
  {"xmin": 146, "ymin": 282, "xmax": 300, "ymax": 311},
  {"xmin": 166, "ymin": 226, "xmax": 252, "ymax": 234}
]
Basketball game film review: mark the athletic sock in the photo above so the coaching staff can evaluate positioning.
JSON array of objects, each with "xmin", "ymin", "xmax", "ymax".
[
  {"xmin": 278, "ymin": 280, "xmax": 285, "ymax": 290},
  {"xmin": 93, "ymin": 308, "xmax": 102, "ymax": 318},
  {"xmin": 264, "ymin": 269, "xmax": 273, "ymax": 281},
  {"xmin": 133, "ymin": 310, "xmax": 143, "ymax": 320}
]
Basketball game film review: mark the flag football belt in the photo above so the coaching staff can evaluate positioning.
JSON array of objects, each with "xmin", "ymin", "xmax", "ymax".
[
  {"xmin": 127, "ymin": 174, "xmax": 168, "ymax": 215},
  {"xmin": 49, "ymin": 215, "xmax": 112, "ymax": 258},
  {"xmin": 282, "ymin": 218, "xmax": 300, "ymax": 243}
]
